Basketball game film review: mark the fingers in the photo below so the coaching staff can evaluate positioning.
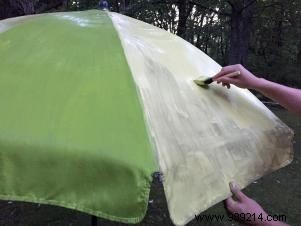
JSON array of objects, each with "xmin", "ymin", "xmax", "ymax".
[
  {"xmin": 224, "ymin": 197, "xmax": 237, "ymax": 212},
  {"xmin": 213, "ymin": 69, "xmax": 231, "ymax": 80},
  {"xmin": 222, "ymin": 82, "xmax": 230, "ymax": 89},
  {"xmin": 216, "ymin": 76, "xmax": 235, "ymax": 85},
  {"xmin": 213, "ymin": 64, "xmax": 246, "ymax": 88},
  {"xmin": 213, "ymin": 65, "xmax": 237, "ymax": 80},
  {"xmin": 216, "ymin": 80, "xmax": 230, "ymax": 89},
  {"xmin": 229, "ymin": 182, "xmax": 248, "ymax": 201}
]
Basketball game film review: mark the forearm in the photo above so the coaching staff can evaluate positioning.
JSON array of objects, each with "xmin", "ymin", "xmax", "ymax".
[
  {"xmin": 253, "ymin": 78, "xmax": 301, "ymax": 114},
  {"xmin": 262, "ymin": 220, "xmax": 289, "ymax": 226}
]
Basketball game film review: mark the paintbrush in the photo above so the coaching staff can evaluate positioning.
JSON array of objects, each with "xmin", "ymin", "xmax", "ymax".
[{"xmin": 194, "ymin": 71, "xmax": 241, "ymax": 86}]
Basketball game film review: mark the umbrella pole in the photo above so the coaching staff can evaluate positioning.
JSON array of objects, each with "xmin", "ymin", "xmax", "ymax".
[{"xmin": 91, "ymin": 216, "xmax": 97, "ymax": 226}]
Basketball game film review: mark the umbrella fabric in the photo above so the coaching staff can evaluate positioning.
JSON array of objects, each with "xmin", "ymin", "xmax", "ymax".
[
  {"xmin": 0, "ymin": 10, "xmax": 157, "ymax": 223},
  {"xmin": 110, "ymin": 13, "xmax": 294, "ymax": 225},
  {"xmin": 0, "ymin": 10, "xmax": 294, "ymax": 225}
]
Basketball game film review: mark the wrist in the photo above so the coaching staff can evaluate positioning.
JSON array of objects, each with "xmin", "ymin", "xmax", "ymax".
[
  {"xmin": 252, "ymin": 78, "xmax": 268, "ymax": 92},
  {"xmin": 260, "ymin": 220, "xmax": 282, "ymax": 226},
  {"xmin": 253, "ymin": 212, "xmax": 285, "ymax": 226},
  {"xmin": 253, "ymin": 213, "xmax": 272, "ymax": 226},
  {"xmin": 260, "ymin": 222, "xmax": 275, "ymax": 226}
]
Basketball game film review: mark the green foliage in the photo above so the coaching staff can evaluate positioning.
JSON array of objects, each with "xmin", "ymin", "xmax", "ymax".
[{"xmin": 249, "ymin": 0, "xmax": 301, "ymax": 86}]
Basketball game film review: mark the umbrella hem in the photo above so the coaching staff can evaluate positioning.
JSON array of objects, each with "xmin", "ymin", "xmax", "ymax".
[{"xmin": 0, "ymin": 185, "xmax": 152, "ymax": 224}]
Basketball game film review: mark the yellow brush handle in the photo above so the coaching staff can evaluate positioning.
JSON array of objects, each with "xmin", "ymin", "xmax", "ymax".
[{"xmin": 225, "ymin": 71, "xmax": 240, "ymax": 78}]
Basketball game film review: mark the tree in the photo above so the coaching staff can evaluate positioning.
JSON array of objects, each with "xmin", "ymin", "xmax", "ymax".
[
  {"xmin": 0, "ymin": 0, "xmax": 68, "ymax": 19},
  {"xmin": 1, "ymin": 0, "xmax": 300, "ymax": 86},
  {"xmin": 227, "ymin": 0, "xmax": 256, "ymax": 65},
  {"xmin": 177, "ymin": 0, "xmax": 193, "ymax": 38}
]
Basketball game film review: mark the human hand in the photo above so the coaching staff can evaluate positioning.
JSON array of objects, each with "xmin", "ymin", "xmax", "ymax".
[
  {"xmin": 213, "ymin": 64, "xmax": 262, "ymax": 89},
  {"xmin": 224, "ymin": 182, "xmax": 269, "ymax": 226}
]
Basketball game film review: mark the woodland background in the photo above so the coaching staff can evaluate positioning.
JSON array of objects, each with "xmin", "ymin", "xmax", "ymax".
[{"xmin": 1, "ymin": 0, "xmax": 300, "ymax": 87}]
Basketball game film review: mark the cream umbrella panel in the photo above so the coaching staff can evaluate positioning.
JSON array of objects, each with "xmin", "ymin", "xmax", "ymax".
[{"xmin": 109, "ymin": 12, "xmax": 293, "ymax": 225}]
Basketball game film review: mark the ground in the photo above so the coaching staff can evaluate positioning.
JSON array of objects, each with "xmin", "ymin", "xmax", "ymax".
[{"xmin": 0, "ymin": 106, "xmax": 300, "ymax": 226}]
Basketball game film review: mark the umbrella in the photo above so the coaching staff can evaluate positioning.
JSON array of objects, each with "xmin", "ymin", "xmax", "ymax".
[{"xmin": 0, "ymin": 10, "xmax": 294, "ymax": 225}]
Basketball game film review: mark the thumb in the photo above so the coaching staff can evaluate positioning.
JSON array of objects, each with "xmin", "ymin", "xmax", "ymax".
[
  {"xmin": 229, "ymin": 182, "xmax": 248, "ymax": 201},
  {"xmin": 224, "ymin": 196, "xmax": 238, "ymax": 212}
]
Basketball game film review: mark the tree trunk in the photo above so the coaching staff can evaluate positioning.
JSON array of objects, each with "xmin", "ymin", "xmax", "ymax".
[
  {"xmin": 228, "ymin": 0, "xmax": 256, "ymax": 65},
  {"xmin": 119, "ymin": 0, "xmax": 130, "ymax": 12},
  {"xmin": 35, "ymin": 0, "xmax": 65, "ymax": 14},
  {"xmin": 277, "ymin": 4, "xmax": 284, "ymax": 48},
  {"xmin": 220, "ymin": 28, "xmax": 225, "ymax": 58},
  {"xmin": 297, "ymin": 42, "xmax": 301, "ymax": 65},
  {"xmin": 177, "ymin": 0, "xmax": 192, "ymax": 39},
  {"xmin": 63, "ymin": 0, "xmax": 68, "ymax": 9},
  {"xmin": 114, "ymin": 0, "xmax": 120, "ymax": 12}
]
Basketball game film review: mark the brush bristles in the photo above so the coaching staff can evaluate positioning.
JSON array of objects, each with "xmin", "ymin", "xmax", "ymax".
[{"xmin": 194, "ymin": 77, "xmax": 213, "ymax": 86}]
